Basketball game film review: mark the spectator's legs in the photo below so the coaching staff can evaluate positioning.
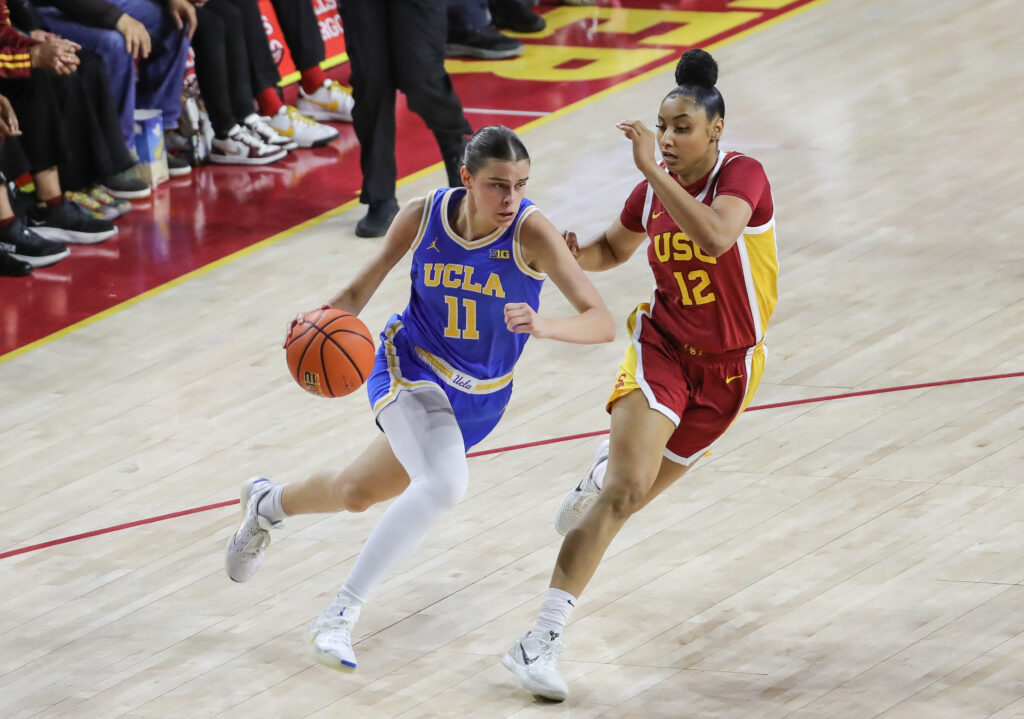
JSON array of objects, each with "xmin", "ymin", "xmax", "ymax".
[
  {"xmin": 32, "ymin": 8, "xmax": 136, "ymax": 148},
  {"xmin": 268, "ymin": 0, "xmax": 325, "ymax": 74},
  {"xmin": 0, "ymin": 71, "xmax": 71, "ymax": 177},
  {"xmin": 206, "ymin": 0, "xmax": 256, "ymax": 122},
  {"xmin": 110, "ymin": 0, "xmax": 190, "ymax": 131},
  {"xmin": 53, "ymin": 51, "xmax": 135, "ymax": 191},
  {"xmin": 191, "ymin": 5, "xmax": 239, "ymax": 137},
  {"xmin": 395, "ymin": 0, "xmax": 474, "ymax": 186},
  {"xmin": 226, "ymin": 0, "xmax": 284, "ymax": 114}
]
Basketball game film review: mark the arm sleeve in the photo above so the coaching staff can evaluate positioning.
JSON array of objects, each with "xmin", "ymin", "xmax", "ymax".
[{"xmin": 618, "ymin": 180, "xmax": 649, "ymax": 234}]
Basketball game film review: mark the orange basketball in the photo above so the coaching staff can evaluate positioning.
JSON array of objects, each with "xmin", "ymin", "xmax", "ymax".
[{"xmin": 285, "ymin": 308, "xmax": 376, "ymax": 398}]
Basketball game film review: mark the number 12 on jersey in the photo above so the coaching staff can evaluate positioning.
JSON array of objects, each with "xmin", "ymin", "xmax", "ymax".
[{"xmin": 443, "ymin": 295, "xmax": 479, "ymax": 339}]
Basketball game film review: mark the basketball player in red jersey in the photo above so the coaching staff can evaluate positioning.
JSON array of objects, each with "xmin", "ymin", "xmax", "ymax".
[{"xmin": 503, "ymin": 49, "xmax": 778, "ymax": 700}]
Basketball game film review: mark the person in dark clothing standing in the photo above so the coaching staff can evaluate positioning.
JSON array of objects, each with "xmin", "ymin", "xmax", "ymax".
[{"xmin": 338, "ymin": 0, "xmax": 473, "ymax": 237}]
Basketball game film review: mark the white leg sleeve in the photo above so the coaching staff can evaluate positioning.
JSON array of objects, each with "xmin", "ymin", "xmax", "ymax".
[{"xmin": 340, "ymin": 388, "xmax": 468, "ymax": 605}]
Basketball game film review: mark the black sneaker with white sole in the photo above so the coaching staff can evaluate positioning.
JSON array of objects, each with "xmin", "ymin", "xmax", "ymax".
[
  {"xmin": 0, "ymin": 216, "xmax": 70, "ymax": 267},
  {"xmin": 0, "ymin": 249, "xmax": 32, "ymax": 276},
  {"xmin": 28, "ymin": 201, "xmax": 118, "ymax": 244}
]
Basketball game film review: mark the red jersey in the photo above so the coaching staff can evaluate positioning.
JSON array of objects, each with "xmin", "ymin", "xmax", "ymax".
[{"xmin": 620, "ymin": 150, "xmax": 778, "ymax": 355}]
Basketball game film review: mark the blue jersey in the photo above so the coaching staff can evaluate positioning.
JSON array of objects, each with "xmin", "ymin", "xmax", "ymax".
[
  {"xmin": 400, "ymin": 187, "xmax": 545, "ymax": 386},
  {"xmin": 365, "ymin": 188, "xmax": 547, "ymax": 449}
]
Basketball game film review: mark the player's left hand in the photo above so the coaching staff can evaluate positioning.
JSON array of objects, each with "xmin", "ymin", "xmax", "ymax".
[
  {"xmin": 283, "ymin": 304, "xmax": 331, "ymax": 348},
  {"xmin": 504, "ymin": 302, "xmax": 546, "ymax": 338},
  {"xmin": 617, "ymin": 120, "xmax": 658, "ymax": 174}
]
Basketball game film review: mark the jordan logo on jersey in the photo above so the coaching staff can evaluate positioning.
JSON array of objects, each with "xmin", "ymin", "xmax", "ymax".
[{"xmin": 426, "ymin": 238, "xmax": 440, "ymax": 252}]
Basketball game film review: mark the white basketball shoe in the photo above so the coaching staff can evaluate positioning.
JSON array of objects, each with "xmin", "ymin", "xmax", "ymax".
[
  {"xmin": 307, "ymin": 594, "xmax": 361, "ymax": 672},
  {"xmin": 225, "ymin": 476, "xmax": 280, "ymax": 582},
  {"xmin": 554, "ymin": 438, "xmax": 609, "ymax": 536},
  {"xmin": 502, "ymin": 630, "xmax": 569, "ymax": 701}
]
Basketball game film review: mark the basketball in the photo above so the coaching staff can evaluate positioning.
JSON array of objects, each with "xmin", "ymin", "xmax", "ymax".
[{"xmin": 285, "ymin": 308, "xmax": 376, "ymax": 398}]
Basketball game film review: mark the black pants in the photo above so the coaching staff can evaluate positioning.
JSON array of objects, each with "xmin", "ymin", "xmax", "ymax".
[
  {"xmin": 240, "ymin": 0, "xmax": 325, "ymax": 92},
  {"xmin": 0, "ymin": 69, "xmax": 70, "ymax": 177},
  {"xmin": 339, "ymin": 0, "xmax": 472, "ymax": 205},
  {"xmin": 192, "ymin": 1, "xmax": 256, "ymax": 136}
]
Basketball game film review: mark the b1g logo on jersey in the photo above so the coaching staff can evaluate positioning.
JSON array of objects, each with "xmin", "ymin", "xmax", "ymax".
[{"xmin": 489, "ymin": 249, "xmax": 510, "ymax": 260}]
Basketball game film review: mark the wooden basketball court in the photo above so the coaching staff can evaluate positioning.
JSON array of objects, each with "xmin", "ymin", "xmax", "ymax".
[{"xmin": 2, "ymin": 0, "xmax": 1022, "ymax": 716}]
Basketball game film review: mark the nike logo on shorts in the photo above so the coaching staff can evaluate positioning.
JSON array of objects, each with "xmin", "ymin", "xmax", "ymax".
[
  {"xmin": 652, "ymin": 211, "xmax": 664, "ymax": 218},
  {"xmin": 725, "ymin": 375, "xmax": 744, "ymax": 384}
]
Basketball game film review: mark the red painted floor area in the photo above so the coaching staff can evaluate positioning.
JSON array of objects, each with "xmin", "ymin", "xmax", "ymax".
[{"xmin": 0, "ymin": 0, "xmax": 820, "ymax": 357}]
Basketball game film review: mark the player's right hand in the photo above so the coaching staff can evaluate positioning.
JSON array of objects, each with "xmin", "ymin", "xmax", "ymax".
[
  {"xmin": 283, "ymin": 304, "xmax": 331, "ymax": 348},
  {"xmin": 562, "ymin": 230, "xmax": 579, "ymax": 257}
]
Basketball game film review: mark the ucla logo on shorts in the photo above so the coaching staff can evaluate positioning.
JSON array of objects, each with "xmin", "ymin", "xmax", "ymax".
[{"xmin": 489, "ymin": 248, "xmax": 510, "ymax": 260}]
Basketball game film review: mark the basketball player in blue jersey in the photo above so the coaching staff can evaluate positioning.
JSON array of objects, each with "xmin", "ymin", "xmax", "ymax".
[{"xmin": 224, "ymin": 125, "xmax": 616, "ymax": 672}]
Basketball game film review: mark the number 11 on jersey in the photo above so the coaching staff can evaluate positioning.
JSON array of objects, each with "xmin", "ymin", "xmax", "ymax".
[{"xmin": 443, "ymin": 295, "xmax": 479, "ymax": 340}]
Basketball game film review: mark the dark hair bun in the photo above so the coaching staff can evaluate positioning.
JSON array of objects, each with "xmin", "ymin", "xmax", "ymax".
[{"xmin": 674, "ymin": 49, "xmax": 718, "ymax": 88}]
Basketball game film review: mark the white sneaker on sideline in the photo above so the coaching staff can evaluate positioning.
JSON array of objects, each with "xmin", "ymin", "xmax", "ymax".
[
  {"xmin": 502, "ymin": 630, "xmax": 569, "ymax": 701},
  {"xmin": 225, "ymin": 476, "xmax": 280, "ymax": 582},
  {"xmin": 243, "ymin": 113, "xmax": 298, "ymax": 151},
  {"xmin": 297, "ymin": 79, "xmax": 354, "ymax": 122},
  {"xmin": 267, "ymin": 105, "xmax": 339, "ymax": 148},
  {"xmin": 554, "ymin": 438, "xmax": 609, "ymax": 536},
  {"xmin": 209, "ymin": 125, "xmax": 287, "ymax": 166},
  {"xmin": 307, "ymin": 594, "xmax": 361, "ymax": 672}
]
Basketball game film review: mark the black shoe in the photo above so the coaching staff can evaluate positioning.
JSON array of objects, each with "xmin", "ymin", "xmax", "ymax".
[
  {"xmin": 355, "ymin": 199, "xmax": 400, "ymax": 238},
  {"xmin": 0, "ymin": 216, "xmax": 69, "ymax": 267},
  {"xmin": 167, "ymin": 153, "xmax": 193, "ymax": 178},
  {"xmin": 0, "ymin": 248, "xmax": 32, "ymax": 276},
  {"xmin": 28, "ymin": 201, "xmax": 118, "ymax": 245},
  {"xmin": 101, "ymin": 167, "xmax": 152, "ymax": 199},
  {"xmin": 445, "ymin": 27, "xmax": 523, "ymax": 59},
  {"xmin": 489, "ymin": 0, "xmax": 546, "ymax": 33}
]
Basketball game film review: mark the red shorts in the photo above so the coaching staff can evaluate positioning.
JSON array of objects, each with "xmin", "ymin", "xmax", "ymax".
[{"xmin": 607, "ymin": 304, "xmax": 766, "ymax": 465}]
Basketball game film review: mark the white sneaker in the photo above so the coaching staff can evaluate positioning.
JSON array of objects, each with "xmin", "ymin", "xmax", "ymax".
[
  {"xmin": 243, "ymin": 112, "xmax": 297, "ymax": 151},
  {"xmin": 209, "ymin": 125, "xmax": 287, "ymax": 166},
  {"xmin": 554, "ymin": 438, "xmax": 609, "ymax": 536},
  {"xmin": 267, "ymin": 105, "xmax": 339, "ymax": 148},
  {"xmin": 502, "ymin": 630, "xmax": 569, "ymax": 701},
  {"xmin": 225, "ymin": 476, "xmax": 280, "ymax": 582},
  {"xmin": 297, "ymin": 79, "xmax": 354, "ymax": 122},
  {"xmin": 307, "ymin": 594, "xmax": 360, "ymax": 672}
]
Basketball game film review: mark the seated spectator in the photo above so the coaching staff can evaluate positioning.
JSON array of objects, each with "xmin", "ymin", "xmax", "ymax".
[
  {"xmin": 189, "ymin": 0, "xmax": 285, "ymax": 165},
  {"xmin": 7, "ymin": 0, "xmax": 149, "ymax": 211},
  {"xmin": 29, "ymin": 0, "xmax": 194, "ymax": 178},
  {"xmin": 0, "ymin": 18, "xmax": 117, "ymax": 246}
]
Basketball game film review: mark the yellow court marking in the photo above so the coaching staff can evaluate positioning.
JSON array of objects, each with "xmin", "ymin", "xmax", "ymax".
[{"xmin": 0, "ymin": 0, "xmax": 831, "ymax": 368}]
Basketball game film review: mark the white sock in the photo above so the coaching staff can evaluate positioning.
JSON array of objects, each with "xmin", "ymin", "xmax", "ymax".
[
  {"xmin": 532, "ymin": 588, "xmax": 577, "ymax": 637},
  {"xmin": 337, "ymin": 584, "xmax": 365, "ymax": 610},
  {"xmin": 257, "ymin": 484, "xmax": 287, "ymax": 524}
]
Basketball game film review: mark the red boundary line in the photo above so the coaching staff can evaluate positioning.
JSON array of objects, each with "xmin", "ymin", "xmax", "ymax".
[{"xmin": 2, "ymin": 370, "xmax": 1021, "ymax": 560}]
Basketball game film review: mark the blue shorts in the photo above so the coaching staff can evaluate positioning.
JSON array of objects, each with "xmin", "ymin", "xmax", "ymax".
[{"xmin": 366, "ymin": 317, "xmax": 513, "ymax": 451}]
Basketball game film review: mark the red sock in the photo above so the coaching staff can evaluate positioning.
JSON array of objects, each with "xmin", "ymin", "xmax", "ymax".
[
  {"xmin": 0, "ymin": 215, "xmax": 15, "ymax": 228},
  {"xmin": 300, "ymin": 66, "xmax": 327, "ymax": 95},
  {"xmin": 258, "ymin": 87, "xmax": 284, "ymax": 116},
  {"xmin": 44, "ymin": 195, "xmax": 64, "ymax": 208}
]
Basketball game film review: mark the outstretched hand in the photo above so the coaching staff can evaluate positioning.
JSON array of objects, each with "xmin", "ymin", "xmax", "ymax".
[{"xmin": 616, "ymin": 120, "xmax": 659, "ymax": 174}]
